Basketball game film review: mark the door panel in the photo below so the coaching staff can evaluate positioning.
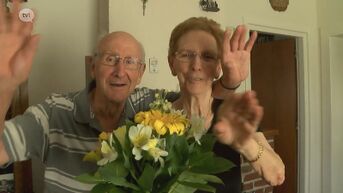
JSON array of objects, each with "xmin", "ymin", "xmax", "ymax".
[{"xmin": 251, "ymin": 38, "xmax": 298, "ymax": 193}]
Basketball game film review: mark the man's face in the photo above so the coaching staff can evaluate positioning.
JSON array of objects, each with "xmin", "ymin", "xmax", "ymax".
[{"xmin": 92, "ymin": 33, "xmax": 145, "ymax": 104}]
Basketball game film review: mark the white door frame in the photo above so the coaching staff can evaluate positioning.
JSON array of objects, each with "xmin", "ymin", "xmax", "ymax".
[{"xmin": 242, "ymin": 17, "xmax": 321, "ymax": 193}]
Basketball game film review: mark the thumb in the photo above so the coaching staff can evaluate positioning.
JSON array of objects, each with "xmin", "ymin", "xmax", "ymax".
[{"xmin": 212, "ymin": 119, "xmax": 233, "ymax": 145}]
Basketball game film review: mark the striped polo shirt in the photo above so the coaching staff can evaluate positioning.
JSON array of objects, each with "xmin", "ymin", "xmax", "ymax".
[{"xmin": 2, "ymin": 87, "xmax": 159, "ymax": 193}]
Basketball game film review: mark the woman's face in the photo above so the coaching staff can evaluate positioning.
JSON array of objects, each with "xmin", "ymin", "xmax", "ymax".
[{"xmin": 169, "ymin": 30, "xmax": 221, "ymax": 95}]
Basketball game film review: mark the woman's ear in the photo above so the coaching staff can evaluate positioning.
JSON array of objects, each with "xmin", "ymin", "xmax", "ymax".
[
  {"xmin": 214, "ymin": 62, "xmax": 222, "ymax": 79},
  {"xmin": 168, "ymin": 56, "xmax": 177, "ymax": 76}
]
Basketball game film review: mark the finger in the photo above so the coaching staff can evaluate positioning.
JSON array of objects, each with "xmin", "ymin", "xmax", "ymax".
[
  {"xmin": 0, "ymin": 0, "xmax": 7, "ymax": 31},
  {"xmin": 232, "ymin": 91, "xmax": 256, "ymax": 121},
  {"xmin": 243, "ymin": 91, "xmax": 259, "ymax": 114},
  {"xmin": 222, "ymin": 27, "xmax": 232, "ymax": 59},
  {"xmin": 21, "ymin": 21, "xmax": 33, "ymax": 36},
  {"xmin": 238, "ymin": 25, "xmax": 247, "ymax": 50},
  {"xmin": 249, "ymin": 105, "xmax": 263, "ymax": 127},
  {"xmin": 246, "ymin": 91, "xmax": 259, "ymax": 107},
  {"xmin": 232, "ymin": 92, "xmax": 249, "ymax": 111},
  {"xmin": 230, "ymin": 26, "xmax": 242, "ymax": 52},
  {"xmin": 245, "ymin": 31, "xmax": 258, "ymax": 52},
  {"xmin": 22, "ymin": 34, "xmax": 40, "ymax": 63},
  {"xmin": 10, "ymin": 0, "xmax": 21, "ymax": 32}
]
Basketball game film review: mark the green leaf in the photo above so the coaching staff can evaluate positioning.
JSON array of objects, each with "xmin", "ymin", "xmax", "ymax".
[
  {"xmin": 197, "ymin": 134, "xmax": 216, "ymax": 152},
  {"xmin": 124, "ymin": 119, "xmax": 135, "ymax": 127},
  {"xmin": 99, "ymin": 160, "xmax": 128, "ymax": 178},
  {"xmin": 109, "ymin": 177, "xmax": 139, "ymax": 191},
  {"xmin": 168, "ymin": 181, "xmax": 196, "ymax": 193},
  {"xmin": 189, "ymin": 152, "xmax": 214, "ymax": 167},
  {"xmin": 153, "ymin": 169, "xmax": 180, "ymax": 193},
  {"xmin": 179, "ymin": 171, "xmax": 223, "ymax": 184},
  {"xmin": 75, "ymin": 173, "xmax": 104, "ymax": 184},
  {"xmin": 138, "ymin": 164, "xmax": 155, "ymax": 191},
  {"xmin": 123, "ymin": 125, "xmax": 135, "ymax": 177},
  {"xmin": 97, "ymin": 161, "xmax": 139, "ymax": 190},
  {"xmin": 177, "ymin": 181, "xmax": 215, "ymax": 193},
  {"xmin": 91, "ymin": 183, "xmax": 126, "ymax": 193},
  {"xmin": 194, "ymin": 174, "xmax": 223, "ymax": 184},
  {"xmin": 166, "ymin": 170, "xmax": 206, "ymax": 193},
  {"xmin": 165, "ymin": 134, "xmax": 189, "ymax": 174},
  {"xmin": 111, "ymin": 132, "xmax": 124, "ymax": 157},
  {"xmin": 190, "ymin": 156, "xmax": 233, "ymax": 174}
]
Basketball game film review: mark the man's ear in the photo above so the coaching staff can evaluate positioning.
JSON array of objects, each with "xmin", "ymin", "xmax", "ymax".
[
  {"xmin": 168, "ymin": 56, "xmax": 177, "ymax": 76},
  {"xmin": 90, "ymin": 57, "xmax": 96, "ymax": 79},
  {"xmin": 137, "ymin": 63, "xmax": 146, "ymax": 84}
]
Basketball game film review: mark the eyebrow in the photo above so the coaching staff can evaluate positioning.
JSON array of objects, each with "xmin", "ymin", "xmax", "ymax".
[{"xmin": 177, "ymin": 49, "xmax": 218, "ymax": 55}]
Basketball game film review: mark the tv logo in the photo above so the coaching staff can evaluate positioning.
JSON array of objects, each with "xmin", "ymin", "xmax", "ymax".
[{"xmin": 19, "ymin": 8, "xmax": 34, "ymax": 22}]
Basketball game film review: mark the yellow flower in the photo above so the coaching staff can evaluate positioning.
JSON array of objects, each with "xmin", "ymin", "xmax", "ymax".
[
  {"xmin": 142, "ymin": 138, "xmax": 158, "ymax": 151},
  {"xmin": 83, "ymin": 150, "xmax": 101, "ymax": 162},
  {"xmin": 135, "ymin": 111, "xmax": 155, "ymax": 126},
  {"xmin": 114, "ymin": 125, "xmax": 126, "ymax": 146},
  {"xmin": 163, "ymin": 113, "xmax": 189, "ymax": 135},
  {"xmin": 134, "ymin": 111, "xmax": 146, "ymax": 124},
  {"xmin": 99, "ymin": 131, "xmax": 110, "ymax": 141},
  {"xmin": 154, "ymin": 119, "xmax": 167, "ymax": 135}
]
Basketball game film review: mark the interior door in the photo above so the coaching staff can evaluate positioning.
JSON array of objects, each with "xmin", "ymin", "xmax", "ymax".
[{"xmin": 251, "ymin": 38, "xmax": 298, "ymax": 193}]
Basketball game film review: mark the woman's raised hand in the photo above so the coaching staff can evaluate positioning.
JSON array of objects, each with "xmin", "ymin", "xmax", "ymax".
[{"xmin": 220, "ymin": 25, "xmax": 257, "ymax": 87}]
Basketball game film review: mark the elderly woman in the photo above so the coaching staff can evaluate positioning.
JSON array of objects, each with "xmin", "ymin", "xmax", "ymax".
[{"xmin": 167, "ymin": 17, "xmax": 285, "ymax": 193}]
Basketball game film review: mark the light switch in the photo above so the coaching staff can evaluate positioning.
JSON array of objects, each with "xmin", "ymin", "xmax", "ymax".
[{"xmin": 149, "ymin": 57, "xmax": 158, "ymax": 73}]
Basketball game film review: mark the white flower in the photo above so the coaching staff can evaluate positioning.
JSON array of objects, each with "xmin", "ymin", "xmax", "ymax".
[
  {"xmin": 188, "ymin": 115, "xmax": 206, "ymax": 144},
  {"xmin": 97, "ymin": 135, "xmax": 118, "ymax": 166},
  {"xmin": 148, "ymin": 146, "xmax": 168, "ymax": 167},
  {"xmin": 129, "ymin": 124, "xmax": 153, "ymax": 160},
  {"xmin": 141, "ymin": 138, "xmax": 168, "ymax": 167}
]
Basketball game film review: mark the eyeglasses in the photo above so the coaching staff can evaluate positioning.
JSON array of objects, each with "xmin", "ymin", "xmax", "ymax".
[
  {"xmin": 174, "ymin": 50, "xmax": 219, "ymax": 65},
  {"xmin": 96, "ymin": 52, "xmax": 144, "ymax": 70}
]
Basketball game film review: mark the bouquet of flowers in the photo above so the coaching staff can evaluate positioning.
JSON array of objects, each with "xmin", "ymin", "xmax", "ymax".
[{"xmin": 76, "ymin": 91, "xmax": 233, "ymax": 193}]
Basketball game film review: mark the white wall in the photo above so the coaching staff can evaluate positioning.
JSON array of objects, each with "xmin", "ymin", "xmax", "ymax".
[
  {"xmin": 25, "ymin": 0, "xmax": 97, "ymax": 105},
  {"xmin": 108, "ymin": 1, "xmax": 322, "ymax": 193},
  {"xmin": 329, "ymin": 37, "xmax": 343, "ymax": 193},
  {"xmin": 317, "ymin": 1, "xmax": 343, "ymax": 192}
]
